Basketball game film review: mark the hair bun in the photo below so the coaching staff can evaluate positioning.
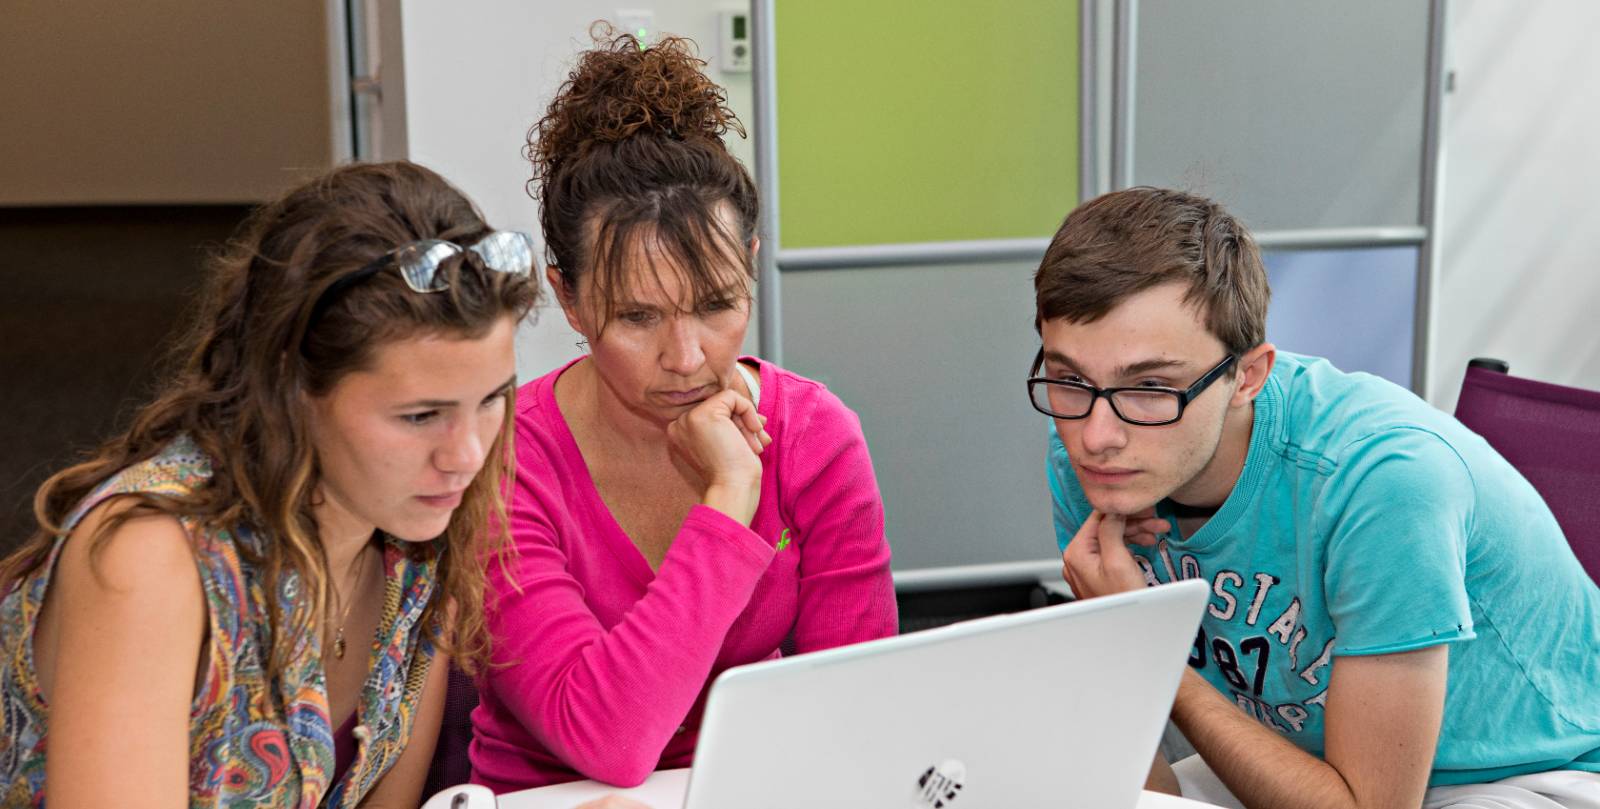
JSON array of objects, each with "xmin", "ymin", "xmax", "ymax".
[{"xmin": 529, "ymin": 26, "xmax": 746, "ymax": 185}]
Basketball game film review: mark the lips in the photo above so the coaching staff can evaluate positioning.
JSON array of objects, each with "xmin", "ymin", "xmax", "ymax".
[
  {"xmin": 416, "ymin": 489, "xmax": 466, "ymax": 509},
  {"xmin": 655, "ymin": 383, "xmax": 715, "ymax": 406},
  {"xmin": 1077, "ymin": 464, "xmax": 1139, "ymax": 484}
]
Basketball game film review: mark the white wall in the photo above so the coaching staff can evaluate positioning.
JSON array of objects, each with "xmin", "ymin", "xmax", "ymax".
[
  {"xmin": 385, "ymin": 0, "xmax": 756, "ymax": 381},
  {"xmin": 0, "ymin": 0, "xmax": 338, "ymax": 205},
  {"xmin": 1429, "ymin": 0, "xmax": 1600, "ymax": 410}
]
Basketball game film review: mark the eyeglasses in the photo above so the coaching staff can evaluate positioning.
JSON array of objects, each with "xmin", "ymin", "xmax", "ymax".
[
  {"xmin": 306, "ymin": 231, "xmax": 536, "ymax": 330},
  {"xmin": 1026, "ymin": 349, "xmax": 1237, "ymax": 426}
]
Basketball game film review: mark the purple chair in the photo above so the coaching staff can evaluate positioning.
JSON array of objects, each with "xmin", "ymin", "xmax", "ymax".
[
  {"xmin": 422, "ymin": 664, "xmax": 481, "ymax": 798},
  {"xmin": 1454, "ymin": 358, "xmax": 1600, "ymax": 585}
]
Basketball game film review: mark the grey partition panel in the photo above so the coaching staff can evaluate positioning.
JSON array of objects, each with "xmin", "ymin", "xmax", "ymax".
[
  {"xmin": 1264, "ymin": 247, "xmax": 1419, "ymax": 387},
  {"xmin": 780, "ymin": 261, "xmax": 1056, "ymax": 571},
  {"xmin": 1132, "ymin": 0, "xmax": 1429, "ymax": 230}
]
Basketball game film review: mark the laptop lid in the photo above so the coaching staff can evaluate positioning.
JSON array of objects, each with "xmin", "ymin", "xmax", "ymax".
[{"xmin": 684, "ymin": 578, "xmax": 1209, "ymax": 809}]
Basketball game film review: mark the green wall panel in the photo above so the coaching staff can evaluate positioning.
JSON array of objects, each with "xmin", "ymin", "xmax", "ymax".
[{"xmin": 775, "ymin": 0, "xmax": 1079, "ymax": 248}]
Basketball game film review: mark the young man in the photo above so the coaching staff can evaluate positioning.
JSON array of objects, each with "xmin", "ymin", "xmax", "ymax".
[{"xmin": 1033, "ymin": 187, "xmax": 1600, "ymax": 809}]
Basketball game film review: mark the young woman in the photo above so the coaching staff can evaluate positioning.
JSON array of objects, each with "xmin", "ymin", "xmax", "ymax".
[
  {"xmin": 0, "ymin": 161, "xmax": 563, "ymax": 808},
  {"xmin": 470, "ymin": 33, "xmax": 899, "ymax": 791}
]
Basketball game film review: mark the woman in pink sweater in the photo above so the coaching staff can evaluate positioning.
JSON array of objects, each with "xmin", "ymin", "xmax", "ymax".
[{"xmin": 469, "ymin": 32, "xmax": 899, "ymax": 792}]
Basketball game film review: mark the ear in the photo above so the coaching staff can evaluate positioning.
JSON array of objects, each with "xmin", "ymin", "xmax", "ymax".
[
  {"xmin": 546, "ymin": 265, "xmax": 587, "ymax": 337},
  {"xmin": 1230, "ymin": 343, "xmax": 1276, "ymax": 408},
  {"xmin": 749, "ymin": 235, "xmax": 761, "ymax": 261}
]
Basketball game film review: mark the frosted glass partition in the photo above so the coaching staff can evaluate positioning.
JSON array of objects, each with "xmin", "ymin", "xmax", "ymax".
[
  {"xmin": 1263, "ymin": 247, "xmax": 1419, "ymax": 387},
  {"xmin": 1131, "ymin": 0, "xmax": 1429, "ymax": 231},
  {"xmin": 778, "ymin": 248, "xmax": 1417, "ymax": 571},
  {"xmin": 780, "ymin": 261, "xmax": 1056, "ymax": 571}
]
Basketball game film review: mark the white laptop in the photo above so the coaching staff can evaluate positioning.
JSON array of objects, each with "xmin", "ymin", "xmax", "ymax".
[{"xmin": 676, "ymin": 578, "xmax": 1210, "ymax": 809}]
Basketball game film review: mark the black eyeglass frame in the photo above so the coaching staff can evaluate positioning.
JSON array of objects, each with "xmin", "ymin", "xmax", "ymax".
[
  {"xmin": 304, "ymin": 231, "xmax": 536, "ymax": 334},
  {"xmin": 1026, "ymin": 349, "xmax": 1238, "ymax": 426}
]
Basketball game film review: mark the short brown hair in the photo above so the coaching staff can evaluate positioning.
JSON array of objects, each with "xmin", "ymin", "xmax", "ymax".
[{"xmin": 1033, "ymin": 187, "xmax": 1270, "ymax": 358}]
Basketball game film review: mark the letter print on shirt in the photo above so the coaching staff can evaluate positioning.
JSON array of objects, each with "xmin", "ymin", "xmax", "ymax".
[{"xmin": 1147, "ymin": 538, "xmax": 1336, "ymax": 742}]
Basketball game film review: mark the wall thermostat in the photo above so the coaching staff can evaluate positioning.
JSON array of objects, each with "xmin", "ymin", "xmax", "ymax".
[
  {"xmin": 616, "ymin": 9, "xmax": 655, "ymax": 44},
  {"xmin": 720, "ymin": 10, "xmax": 751, "ymax": 73}
]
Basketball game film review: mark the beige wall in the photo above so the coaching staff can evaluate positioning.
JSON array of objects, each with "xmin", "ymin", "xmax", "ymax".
[
  {"xmin": 1428, "ymin": 0, "xmax": 1600, "ymax": 409},
  {"xmin": 0, "ymin": 0, "xmax": 338, "ymax": 205}
]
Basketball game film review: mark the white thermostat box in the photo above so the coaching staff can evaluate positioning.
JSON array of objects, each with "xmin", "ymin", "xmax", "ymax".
[{"xmin": 719, "ymin": 10, "xmax": 751, "ymax": 73}]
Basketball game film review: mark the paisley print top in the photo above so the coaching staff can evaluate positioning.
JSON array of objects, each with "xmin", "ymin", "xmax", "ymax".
[{"xmin": 0, "ymin": 436, "xmax": 441, "ymax": 807}]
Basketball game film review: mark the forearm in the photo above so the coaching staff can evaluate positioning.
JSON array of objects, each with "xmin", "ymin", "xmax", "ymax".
[
  {"xmin": 1146, "ymin": 752, "xmax": 1180, "ymax": 795},
  {"xmin": 790, "ymin": 538, "xmax": 896, "ymax": 652},
  {"xmin": 783, "ymin": 421, "xmax": 897, "ymax": 652},
  {"xmin": 1171, "ymin": 671, "xmax": 1360, "ymax": 809}
]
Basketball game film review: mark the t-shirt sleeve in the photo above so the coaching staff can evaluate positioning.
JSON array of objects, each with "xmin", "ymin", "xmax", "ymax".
[
  {"xmin": 1319, "ymin": 428, "xmax": 1478, "ymax": 656},
  {"xmin": 1047, "ymin": 422, "xmax": 1092, "ymax": 553}
]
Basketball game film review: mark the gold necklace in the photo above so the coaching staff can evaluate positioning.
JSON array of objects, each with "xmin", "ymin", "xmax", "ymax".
[{"xmin": 331, "ymin": 544, "xmax": 373, "ymax": 660}]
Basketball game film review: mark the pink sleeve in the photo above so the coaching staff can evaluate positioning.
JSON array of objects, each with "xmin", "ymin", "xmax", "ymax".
[
  {"xmin": 487, "ymin": 473, "xmax": 775, "ymax": 787},
  {"xmin": 784, "ymin": 388, "xmax": 899, "ymax": 652}
]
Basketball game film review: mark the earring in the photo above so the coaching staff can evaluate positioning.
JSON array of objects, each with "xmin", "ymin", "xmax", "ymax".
[{"xmin": 575, "ymin": 339, "xmax": 589, "ymax": 350}]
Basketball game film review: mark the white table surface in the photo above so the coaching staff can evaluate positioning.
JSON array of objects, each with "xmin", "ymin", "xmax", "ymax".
[{"xmin": 495, "ymin": 768, "xmax": 1224, "ymax": 809}]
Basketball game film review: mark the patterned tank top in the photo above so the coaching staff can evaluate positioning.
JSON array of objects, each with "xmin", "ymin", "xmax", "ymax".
[{"xmin": 0, "ymin": 436, "xmax": 441, "ymax": 807}]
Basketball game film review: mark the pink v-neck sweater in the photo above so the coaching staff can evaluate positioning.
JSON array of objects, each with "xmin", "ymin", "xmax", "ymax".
[{"xmin": 470, "ymin": 357, "xmax": 897, "ymax": 791}]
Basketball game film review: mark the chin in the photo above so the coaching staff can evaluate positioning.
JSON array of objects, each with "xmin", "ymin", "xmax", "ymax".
[
  {"xmin": 1084, "ymin": 487, "xmax": 1163, "ymax": 517},
  {"xmin": 381, "ymin": 518, "xmax": 452, "ymax": 543}
]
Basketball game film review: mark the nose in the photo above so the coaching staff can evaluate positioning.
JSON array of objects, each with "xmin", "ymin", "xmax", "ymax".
[
  {"xmin": 1077, "ymin": 395, "xmax": 1129, "ymax": 456},
  {"xmin": 660, "ymin": 314, "xmax": 706, "ymax": 377},
  {"xmin": 434, "ymin": 417, "xmax": 487, "ymax": 477}
]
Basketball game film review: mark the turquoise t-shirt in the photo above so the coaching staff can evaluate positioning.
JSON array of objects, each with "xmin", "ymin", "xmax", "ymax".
[{"xmin": 1048, "ymin": 352, "xmax": 1600, "ymax": 786}]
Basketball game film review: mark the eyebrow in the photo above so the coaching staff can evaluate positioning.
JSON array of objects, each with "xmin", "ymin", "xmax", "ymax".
[
  {"xmin": 1043, "ymin": 351, "xmax": 1190, "ymax": 382},
  {"xmin": 614, "ymin": 284, "xmax": 748, "ymax": 311},
  {"xmin": 395, "ymin": 375, "xmax": 516, "ymax": 409}
]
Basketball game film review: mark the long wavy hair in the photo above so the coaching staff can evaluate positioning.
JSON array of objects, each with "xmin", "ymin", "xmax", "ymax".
[{"xmin": 0, "ymin": 161, "xmax": 536, "ymax": 677}]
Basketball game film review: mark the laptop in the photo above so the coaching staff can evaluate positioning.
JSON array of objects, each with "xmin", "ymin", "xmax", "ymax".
[{"xmin": 680, "ymin": 578, "xmax": 1210, "ymax": 809}]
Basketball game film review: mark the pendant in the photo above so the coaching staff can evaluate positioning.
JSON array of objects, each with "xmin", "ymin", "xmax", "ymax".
[{"xmin": 334, "ymin": 628, "xmax": 346, "ymax": 660}]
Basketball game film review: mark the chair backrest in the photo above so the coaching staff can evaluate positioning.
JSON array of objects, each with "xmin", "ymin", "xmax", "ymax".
[
  {"xmin": 422, "ymin": 664, "xmax": 481, "ymax": 798},
  {"xmin": 1454, "ymin": 361, "xmax": 1600, "ymax": 585}
]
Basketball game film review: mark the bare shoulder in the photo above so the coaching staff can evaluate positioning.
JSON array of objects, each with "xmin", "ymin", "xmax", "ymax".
[
  {"xmin": 54, "ymin": 496, "xmax": 202, "ymax": 596},
  {"xmin": 35, "ymin": 496, "xmax": 208, "ymax": 701}
]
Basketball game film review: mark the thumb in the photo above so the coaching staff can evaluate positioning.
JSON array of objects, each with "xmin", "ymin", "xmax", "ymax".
[{"xmin": 1098, "ymin": 512, "xmax": 1135, "ymax": 565}]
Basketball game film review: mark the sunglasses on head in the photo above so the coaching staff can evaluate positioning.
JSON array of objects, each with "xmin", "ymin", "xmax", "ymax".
[{"xmin": 305, "ymin": 230, "xmax": 536, "ymax": 331}]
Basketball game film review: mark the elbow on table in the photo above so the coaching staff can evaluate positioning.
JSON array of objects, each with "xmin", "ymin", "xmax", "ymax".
[
  {"xmin": 565, "ymin": 748, "xmax": 659, "ymax": 789},
  {"xmin": 543, "ymin": 721, "xmax": 661, "ymax": 788}
]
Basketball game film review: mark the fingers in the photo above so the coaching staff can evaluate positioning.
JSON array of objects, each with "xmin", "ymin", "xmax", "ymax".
[
  {"xmin": 1105, "ymin": 506, "xmax": 1169, "ymax": 546},
  {"xmin": 573, "ymin": 797, "xmax": 654, "ymax": 809},
  {"xmin": 1137, "ymin": 516, "xmax": 1172, "ymax": 535},
  {"xmin": 745, "ymin": 415, "xmax": 771, "ymax": 454},
  {"xmin": 714, "ymin": 389, "xmax": 771, "ymax": 455},
  {"xmin": 1061, "ymin": 510, "xmax": 1102, "ymax": 593},
  {"xmin": 669, "ymin": 392, "xmax": 765, "ymax": 488},
  {"xmin": 1061, "ymin": 545, "xmax": 1081, "ymax": 597},
  {"xmin": 1125, "ymin": 515, "xmax": 1170, "ymax": 547},
  {"xmin": 1098, "ymin": 512, "xmax": 1128, "ymax": 559},
  {"xmin": 1064, "ymin": 508, "xmax": 1161, "ymax": 598}
]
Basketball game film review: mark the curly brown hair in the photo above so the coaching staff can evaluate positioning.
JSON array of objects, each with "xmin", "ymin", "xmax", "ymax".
[
  {"xmin": 0, "ymin": 161, "xmax": 536, "ymax": 679},
  {"xmin": 528, "ymin": 26, "xmax": 758, "ymax": 326}
]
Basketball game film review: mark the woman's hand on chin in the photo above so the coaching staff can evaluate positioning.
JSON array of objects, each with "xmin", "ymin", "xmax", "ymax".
[{"xmin": 668, "ymin": 388, "xmax": 770, "ymax": 525}]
